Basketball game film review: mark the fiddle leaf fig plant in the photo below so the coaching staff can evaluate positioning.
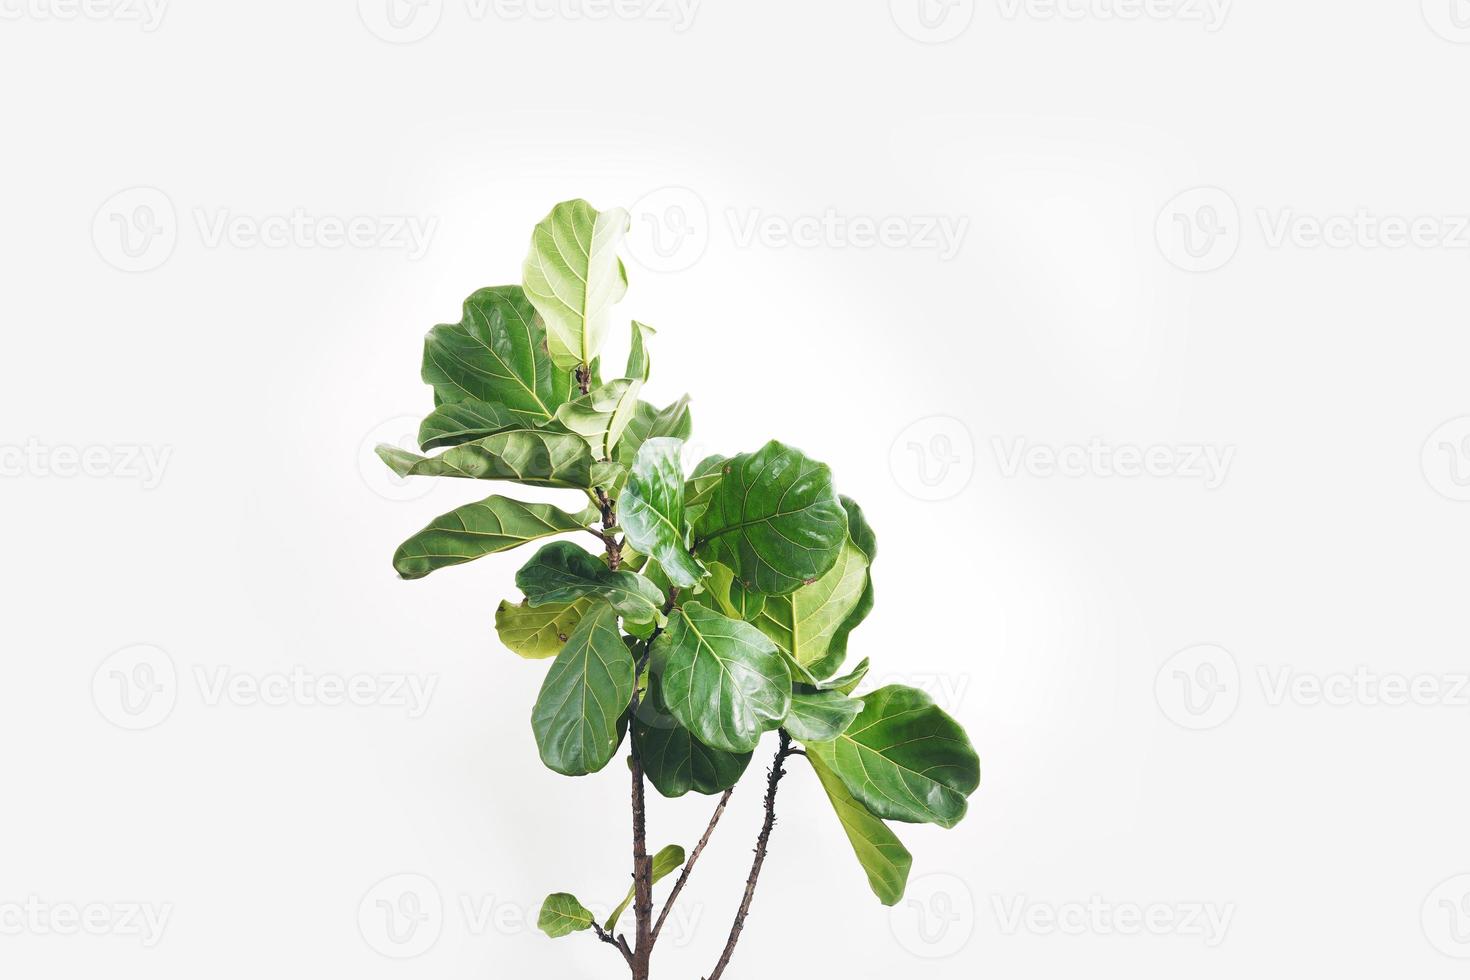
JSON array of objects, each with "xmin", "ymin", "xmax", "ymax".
[{"xmin": 377, "ymin": 199, "xmax": 981, "ymax": 979}]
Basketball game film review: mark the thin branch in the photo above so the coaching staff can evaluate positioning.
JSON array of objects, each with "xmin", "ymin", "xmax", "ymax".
[
  {"xmin": 591, "ymin": 921, "xmax": 633, "ymax": 968},
  {"xmin": 704, "ymin": 731, "xmax": 796, "ymax": 980},
  {"xmin": 650, "ymin": 788, "xmax": 734, "ymax": 947}
]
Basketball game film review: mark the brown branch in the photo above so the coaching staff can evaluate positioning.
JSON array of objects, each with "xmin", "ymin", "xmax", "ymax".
[
  {"xmin": 650, "ymin": 788, "xmax": 734, "ymax": 947},
  {"xmin": 575, "ymin": 363, "xmax": 592, "ymax": 396},
  {"xmin": 591, "ymin": 921, "xmax": 633, "ymax": 968},
  {"xmin": 704, "ymin": 731, "xmax": 796, "ymax": 980}
]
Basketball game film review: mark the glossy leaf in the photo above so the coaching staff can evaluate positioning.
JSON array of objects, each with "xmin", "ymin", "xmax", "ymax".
[
  {"xmin": 627, "ymin": 320, "xmax": 654, "ymax": 382},
  {"xmin": 421, "ymin": 285, "xmax": 571, "ymax": 425},
  {"xmin": 809, "ymin": 495, "xmax": 878, "ymax": 678},
  {"xmin": 617, "ymin": 395, "xmax": 693, "ymax": 463},
  {"xmin": 620, "ymin": 437, "xmax": 705, "ymax": 589},
  {"xmin": 604, "ymin": 843, "xmax": 685, "ymax": 931},
  {"xmin": 683, "ymin": 453, "xmax": 726, "ymax": 526},
  {"xmin": 815, "ymin": 657, "xmax": 870, "ymax": 696},
  {"xmin": 537, "ymin": 893, "xmax": 594, "ymax": 938},
  {"xmin": 806, "ymin": 685, "xmax": 980, "ymax": 829},
  {"xmin": 555, "ymin": 379, "xmax": 643, "ymax": 461},
  {"xmin": 686, "ymin": 562, "xmax": 764, "ymax": 621},
  {"xmin": 516, "ymin": 541, "xmax": 665, "ymax": 626},
  {"xmin": 531, "ymin": 604, "xmax": 635, "ymax": 776},
  {"xmin": 417, "ymin": 398, "xmax": 521, "ymax": 451},
  {"xmin": 634, "ymin": 674, "xmax": 753, "ymax": 798},
  {"xmin": 523, "ymin": 199, "xmax": 629, "ymax": 370},
  {"xmin": 494, "ymin": 598, "xmax": 592, "ymax": 660},
  {"xmin": 392, "ymin": 497, "xmax": 599, "ymax": 580},
  {"xmin": 752, "ymin": 539, "xmax": 868, "ymax": 673},
  {"xmin": 377, "ymin": 429, "xmax": 595, "ymax": 489},
  {"xmin": 651, "ymin": 603, "xmax": 791, "ymax": 754},
  {"xmin": 808, "ymin": 753, "xmax": 912, "ymax": 906},
  {"xmin": 784, "ymin": 689, "xmax": 864, "ymax": 743},
  {"xmin": 693, "ymin": 441, "xmax": 848, "ymax": 595}
]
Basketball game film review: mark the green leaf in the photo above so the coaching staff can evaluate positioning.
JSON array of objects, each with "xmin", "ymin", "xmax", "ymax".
[
  {"xmin": 531, "ymin": 604, "xmax": 635, "ymax": 776},
  {"xmin": 377, "ymin": 428, "xmax": 595, "ymax": 489},
  {"xmin": 685, "ymin": 562, "xmax": 765, "ymax": 621},
  {"xmin": 494, "ymin": 598, "xmax": 592, "ymax": 659},
  {"xmin": 523, "ymin": 199, "xmax": 630, "ymax": 371},
  {"xmin": 693, "ymin": 441, "xmax": 848, "ymax": 595},
  {"xmin": 604, "ymin": 843, "xmax": 685, "ymax": 931},
  {"xmin": 417, "ymin": 398, "xmax": 521, "ymax": 451},
  {"xmin": 807, "ymin": 753, "xmax": 912, "ymax": 906},
  {"xmin": 537, "ymin": 893, "xmax": 594, "ymax": 938},
  {"xmin": 651, "ymin": 603, "xmax": 791, "ymax": 754},
  {"xmin": 811, "ymin": 495, "xmax": 878, "ymax": 678},
  {"xmin": 516, "ymin": 541, "xmax": 665, "ymax": 626},
  {"xmin": 617, "ymin": 395, "xmax": 692, "ymax": 463},
  {"xmin": 620, "ymin": 437, "xmax": 705, "ymax": 590},
  {"xmin": 627, "ymin": 320, "xmax": 654, "ymax": 382},
  {"xmin": 784, "ymin": 689, "xmax": 864, "ymax": 742},
  {"xmin": 421, "ymin": 285, "xmax": 571, "ymax": 425},
  {"xmin": 634, "ymin": 674, "xmax": 753, "ymax": 798},
  {"xmin": 392, "ymin": 497, "xmax": 599, "ymax": 579},
  {"xmin": 752, "ymin": 538, "xmax": 869, "ymax": 674},
  {"xmin": 806, "ymin": 685, "xmax": 980, "ymax": 829},
  {"xmin": 815, "ymin": 657, "xmax": 870, "ymax": 696},
  {"xmin": 554, "ymin": 379, "xmax": 643, "ymax": 460}
]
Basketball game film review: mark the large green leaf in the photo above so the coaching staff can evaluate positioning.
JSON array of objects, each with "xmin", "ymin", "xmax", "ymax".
[
  {"xmin": 554, "ymin": 379, "xmax": 642, "ymax": 461},
  {"xmin": 604, "ymin": 843, "xmax": 685, "ymax": 931},
  {"xmin": 633, "ymin": 674, "xmax": 753, "ymax": 798},
  {"xmin": 806, "ymin": 685, "xmax": 980, "ymax": 829},
  {"xmin": 377, "ymin": 428, "xmax": 595, "ymax": 488},
  {"xmin": 784, "ymin": 689, "xmax": 863, "ymax": 742},
  {"xmin": 685, "ymin": 562, "xmax": 765, "ymax": 622},
  {"xmin": 537, "ymin": 893, "xmax": 594, "ymax": 938},
  {"xmin": 516, "ymin": 541, "xmax": 665, "ymax": 626},
  {"xmin": 813, "ymin": 657, "xmax": 869, "ymax": 696},
  {"xmin": 421, "ymin": 285, "xmax": 571, "ymax": 425},
  {"xmin": 627, "ymin": 320, "xmax": 654, "ymax": 382},
  {"xmin": 809, "ymin": 495, "xmax": 878, "ymax": 678},
  {"xmin": 692, "ymin": 441, "xmax": 848, "ymax": 595},
  {"xmin": 616, "ymin": 396, "xmax": 692, "ymax": 463},
  {"xmin": 620, "ymin": 437, "xmax": 705, "ymax": 589},
  {"xmin": 494, "ymin": 598, "xmax": 592, "ymax": 660},
  {"xmin": 417, "ymin": 398, "xmax": 521, "ymax": 451},
  {"xmin": 531, "ymin": 604, "xmax": 635, "ymax": 776},
  {"xmin": 651, "ymin": 603, "xmax": 790, "ymax": 754},
  {"xmin": 682, "ymin": 453, "xmax": 726, "ymax": 525},
  {"xmin": 807, "ymin": 753, "xmax": 912, "ymax": 907},
  {"xmin": 391, "ymin": 497, "xmax": 599, "ymax": 580},
  {"xmin": 752, "ymin": 539, "xmax": 868, "ymax": 672},
  {"xmin": 522, "ymin": 199, "xmax": 629, "ymax": 370}
]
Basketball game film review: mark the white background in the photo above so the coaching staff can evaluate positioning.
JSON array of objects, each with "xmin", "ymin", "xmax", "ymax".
[{"xmin": 3, "ymin": 1, "xmax": 1470, "ymax": 976}]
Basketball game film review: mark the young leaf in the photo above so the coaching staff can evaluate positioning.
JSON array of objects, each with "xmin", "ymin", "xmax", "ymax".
[
  {"xmin": 682, "ymin": 452, "xmax": 726, "ymax": 525},
  {"xmin": 417, "ymin": 398, "xmax": 521, "ymax": 451},
  {"xmin": 627, "ymin": 320, "xmax": 655, "ymax": 382},
  {"xmin": 693, "ymin": 441, "xmax": 848, "ymax": 595},
  {"xmin": 807, "ymin": 753, "xmax": 912, "ymax": 906},
  {"xmin": 784, "ymin": 689, "xmax": 864, "ymax": 743},
  {"xmin": 531, "ymin": 604, "xmax": 635, "ymax": 776},
  {"xmin": 554, "ymin": 378, "xmax": 643, "ymax": 460},
  {"xmin": 805, "ymin": 685, "xmax": 980, "ymax": 829},
  {"xmin": 684, "ymin": 562, "xmax": 765, "ymax": 621},
  {"xmin": 522, "ymin": 199, "xmax": 630, "ymax": 371},
  {"xmin": 617, "ymin": 395, "xmax": 693, "ymax": 463},
  {"xmin": 808, "ymin": 495, "xmax": 878, "ymax": 678},
  {"xmin": 494, "ymin": 598, "xmax": 592, "ymax": 659},
  {"xmin": 620, "ymin": 437, "xmax": 705, "ymax": 589},
  {"xmin": 813, "ymin": 657, "xmax": 869, "ymax": 696},
  {"xmin": 421, "ymin": 285, "xmax": 571, "ymax": 425},
  {"xmin": 752, "ymin": 539, "xmax": 868, "ymax": 673},
  {"xmin": 537, "ymin": 893, "xmax": 594, "ymax": 938},
  {"xmin": 377, "ymin": 429, "xmax": 595, "ymax": 488},
  {"xmin": 516, "ymin": 541, "xmax": 665, "ymax": 626},
  {"xmin": 651, "ymin": 603, "xmax": 791, "ymax": 754},
  {"xmin": 604, "ymin": 843, "xmax": 685, "ymax": 931},
  {"xmin": 391, "ymin": 497, "xmax": 600, "ymax": 579}
]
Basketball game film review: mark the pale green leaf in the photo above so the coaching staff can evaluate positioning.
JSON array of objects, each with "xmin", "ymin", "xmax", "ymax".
[
  {"xmin": 537, "ymin": 893, "xmax": 594, "ymax": 938},
  {"xmin": 495, "ymin": 597, "xmax": 592, "ymax": 660},
  {"xmin": 523, "ymin": 199, "xmax": 630, "ymax": 370},
  {"xmin": 604, "ymin": 843, "xmax": 685, "ymax": 931},
  {"xmin": 808, "ymin": 753, "xmax": 912, "ymax": 906}
]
